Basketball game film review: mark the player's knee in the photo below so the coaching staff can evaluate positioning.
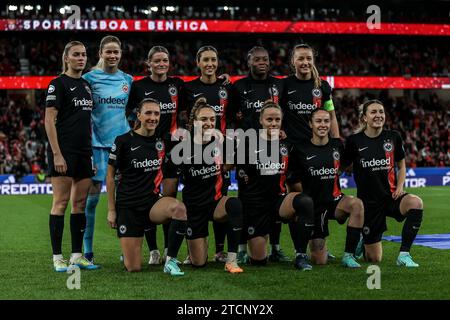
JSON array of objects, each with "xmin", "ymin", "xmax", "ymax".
[
  {"xmin": 293, "ymin": 193, "xmax": 314, "ymax": 222},
  {"xmin": 311, "ymin": 253, "xmax": 327, "ymax": 265},
  {"xmin": 124, "ymin": 262, "xmax": 141, "ymax": 272},
  {"xmin": 170, "ymin": 201, "xmax": 187, "ymax": 221},
  {"xmin": 366, "ymin": 253, "xmax": 382, "ymax": 263},
  {"xmin": 249, "ymin": 257, "xmax": 267, "ymax": 266},
  {"xmin": 407, "ymin": 195, "xmax": 423, "ymax": 211},
  {"xmin": 54, "ymin": 199, "xmax": 69, "ymax": 213}
]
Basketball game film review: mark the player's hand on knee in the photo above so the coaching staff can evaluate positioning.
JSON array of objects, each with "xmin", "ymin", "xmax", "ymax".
[
  {"xmin": 108, "ymin": 210, "xmax": 117, "ymax": 228},
  {"xmin": 392, "ymin": 187, "xmax": 405, "ymax": 200}
]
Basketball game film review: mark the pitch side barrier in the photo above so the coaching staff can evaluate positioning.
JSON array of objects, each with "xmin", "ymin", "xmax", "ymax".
[{"xmin": 0, "ymin": 167, "xmax": 449, "ymax": 195}]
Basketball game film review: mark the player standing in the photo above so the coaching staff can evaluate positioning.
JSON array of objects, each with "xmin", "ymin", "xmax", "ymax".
[
  {"xmin": 82, "ymin": 35, "xmax": 133, "ymax": 264},
  {"xmin": 233, "ymin": 46, "xmax": 290, "ymax": 264},
  {"xmin": 45, "ymin": 41, "xmax": 99, "ymax": 271},
  {"xmin": 342, "ymin": 100, "xmax": 424, "ymax": 267},
  {"xmin": 126, "ymin": 46, "xmax": 184, "ymax": 264},
  {"xmin": 107, "ymin": 98, "xmax": 187, "ymax": 275},
  {"xmin": 181, "ymin": 46, "xmax": 238, "ymax": 263}
]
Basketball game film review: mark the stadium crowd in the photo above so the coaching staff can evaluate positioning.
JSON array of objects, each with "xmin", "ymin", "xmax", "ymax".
[
  {"xmin": 1, "ymin": 37, "xmax": 449, "ymax": 77},
  {"xmin": 0, "ymin": 91, "xmax": 448, "ymax": 176},
  {"xmin": 2, "ymin": 3, "xmax": 449, "ymax": 23}
]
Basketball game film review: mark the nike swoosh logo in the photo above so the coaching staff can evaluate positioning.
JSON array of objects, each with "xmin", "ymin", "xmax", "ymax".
[
  {"xmin": 193, "ymin": 93, "xmax": 203, "ymax": 98},
  {"xmin": 244, "ymin": 90, "xmax": 254, "ymax": 95},
  {"xmin": 233, "ymin": 227, "xmax": 242, "ymax": 231},
  {"xmin": 131, "ymin": 146, "xmax": 141, "ymax": 151},
  {"xmin": 145, "ymin": 91, "xmax": 154, "ymax": 96},
  {"xmin": 175, "ymin": 231, "xmax": 186, "ymax": 235},
  {"xmin": 412, "ymin": 226, "xmax": 420, "ymax": 230},
  {"xmin": 306, "ymin": 155, "xmax": 317, "ymax": 160},
  {"xmin": 288, "ymin": 90, "xmax": 296, "ymax": 95},
  {"xmin": 254, "ymin": 149, "xmax": 264, "ymax": 154},
  {"xmin": 358, "ymin": 147, "xmax": 368, "ymax": 152},
  {"xmin": 70, "ymin": 87, "xmax": 76, "ymax": 91}
]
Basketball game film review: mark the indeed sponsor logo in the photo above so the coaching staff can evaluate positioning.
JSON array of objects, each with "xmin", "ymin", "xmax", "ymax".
[
  {"xmin": 255, "ymin": 161, "xmax": 285, "ymax": 171},
  {"xmin": 288, "ymin": 101, "xmax": 316, "ymax": 111},
  {"xmin": 160, "ymin": 102, "xmax": 176, "ymax": 110},
  {"xmin": 73, "ymin": 98, "xmax": 93, "ymax": 108},
  {"xmin": 246, "ymin": 100, "xmax": 264, "ymax": 110},
  {"xmin": 96, "ymin": 96, "xmax": 127, "ymax": 105},
  {"xmin": 309, "ymin": 167, "xmax": 338, "ymax": 176},
  {"xmin": 189, "ymin": 164, "xmax": 221, "ymax": 177},
  {"xmin": 131, "ymin": 158, "xmax": 162, "ymax": 169},
  {"xmin": 361, "ymin": 157, "xmax": 391, "ymax": 168},
  {"xmin": 210, "ymin": 105, "xmax": 224, "ymax": 113}
]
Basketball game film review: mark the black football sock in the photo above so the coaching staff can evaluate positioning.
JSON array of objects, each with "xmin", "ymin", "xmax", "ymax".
[
  {"xmin": 345, "ymin": 226, "xmax": 362, "ymax": 254},
  {"xmin": 400, "ymin": 209, "xmax": 423, "ymax": 252},
  {"xmin": 163, "ymin": 222, "xmax": 170, "ymax": 250},
  {"xmin": 213, "ymin": 220, "xmax": 226, "ymax": 253},
  {"xmin": 70, "ymin": 213, "xmax": 86, "ymax": 254},
  {"xmin": 225, "ymin": 198, "xmax": 243, "ymax": 253},
  {"xmin": 167, "ymin": 219, "xmax": 187, "ymax": 258},
  {"xmin": 49, "ymin": 214, "xmax": 64, "ymax": 255},
  {"xmin": 144, "ymin": 223, "xmax": 158, "ymax": 251}
]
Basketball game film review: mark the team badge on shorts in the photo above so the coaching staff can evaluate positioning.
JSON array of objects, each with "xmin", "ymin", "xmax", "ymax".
[
  {"xmin": 122, "ymin": 83, "xmax": 129, "ymax": 93},
  {"xmin": 238, "ymin": 169, "xmax": 246, "ymax": 178},
  {"xmin": 247, "ymin": 226, "xmax": 255, "ymax": 236},
  {"xmin": 219, "ymin": 88, "xmax": 228, "ymax": 99},
  {"xmin": 156, "ymin": 141, "xmax": 164, "ymax": 151},
  {"xmin": 363, "ymin": 226, "xmax": 370, "ymax": 235},
  {"xmin": 383, "ymin": 141, "xmax": 393, "ymax": 152},
  {"xmin": 48, "ymin": 85, "xmax": 55, "ymax": 94},
  {"xmin": 168, "ymin": 85, "xmax": 178, "ymax": 96},
  {"xmin": 312, "ymin": 88, "xmax": 322, "ymax": 98},
  {"xmin": 119, "ymin": 225, "xmax": 127, "ymax": 234},
  {"xmin": 187, "ymin": 227, "xmax": 193, "ymax": 237},
  {"xmin": 332, "ymin": 150, "xmax": 340, "ymax": 160}
]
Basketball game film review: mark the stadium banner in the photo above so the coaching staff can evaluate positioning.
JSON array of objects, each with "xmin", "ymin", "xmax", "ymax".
[
  {"xmin": 1, "ymin": 19, "xmax": 450, "ymax": 36},
  {"xmin": 1, "ymin": 167, "xmax": 449, "ymax": 195},
  {"xmin": 1, "ymin": 76, "xmax": 449, "ymax": 90}
]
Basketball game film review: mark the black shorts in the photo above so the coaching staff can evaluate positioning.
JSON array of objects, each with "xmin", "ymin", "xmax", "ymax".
[
  {"xmin": 362, "ymin": 193, "xmax": 409, "ymax": 245},
  {"xmin": 241, "ymin": 196, "xmax": 285, "ymax": 240},
  {"xmin": 116, "ymin": 196, "xmax": 160, "ymax": 238},
  {"xmin": 185, "ymin": 199, "xmax": 222, "ymax": 240},
  {"xmin": 311, "ymin": 194, "xmax": 344, "ymax": 240},
  {"xmin": 47, "ymin": 150, "xmax": 94, "ymax": 179}
]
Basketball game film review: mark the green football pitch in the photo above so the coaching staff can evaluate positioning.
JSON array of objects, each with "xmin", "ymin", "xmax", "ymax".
[{"xmin": 1, "ymin": 187, "xmax": 449, "ymax": 300}]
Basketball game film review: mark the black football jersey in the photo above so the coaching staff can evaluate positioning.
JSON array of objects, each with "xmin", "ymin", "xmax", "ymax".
[
  {"xmin": 233, "ymin": 75, "xmax": 284, "ymax": 130},
  {"xmin": 45, "ymin": 74, "xmax": 93, "ymax": 154},
  {"xmin": 280, "ymin": 76, "xmax": 333, "ymax": 143},
  {"xmin": 236, "ymin": 137, "xmax": 290, "ymax": 205},
  {"xmin": 108, "ymin": 131, "xmax": 166, "ymax": 207},
  {"xmin": 181, "ymin": 78, "xmax": 237, "ymax": 133},
  {"xmin": 164, "ymin": 138, "xmax": 228, "ymax": 207},
  {"xmin": 290, "ymin": 138, "xmax": 344, "ymax": 205},
  {"xmin": 126, "ymin": 76, "xmax": 184, "ymax": 140},
  {"xmin": 342, "ymin": 130, "xmax": 405, "ymax": 206}
]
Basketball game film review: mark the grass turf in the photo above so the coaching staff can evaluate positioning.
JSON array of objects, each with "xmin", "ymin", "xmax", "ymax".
[{"xmin": 1, "ymin": 187, "xmax": 449, "ymax": 300}]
